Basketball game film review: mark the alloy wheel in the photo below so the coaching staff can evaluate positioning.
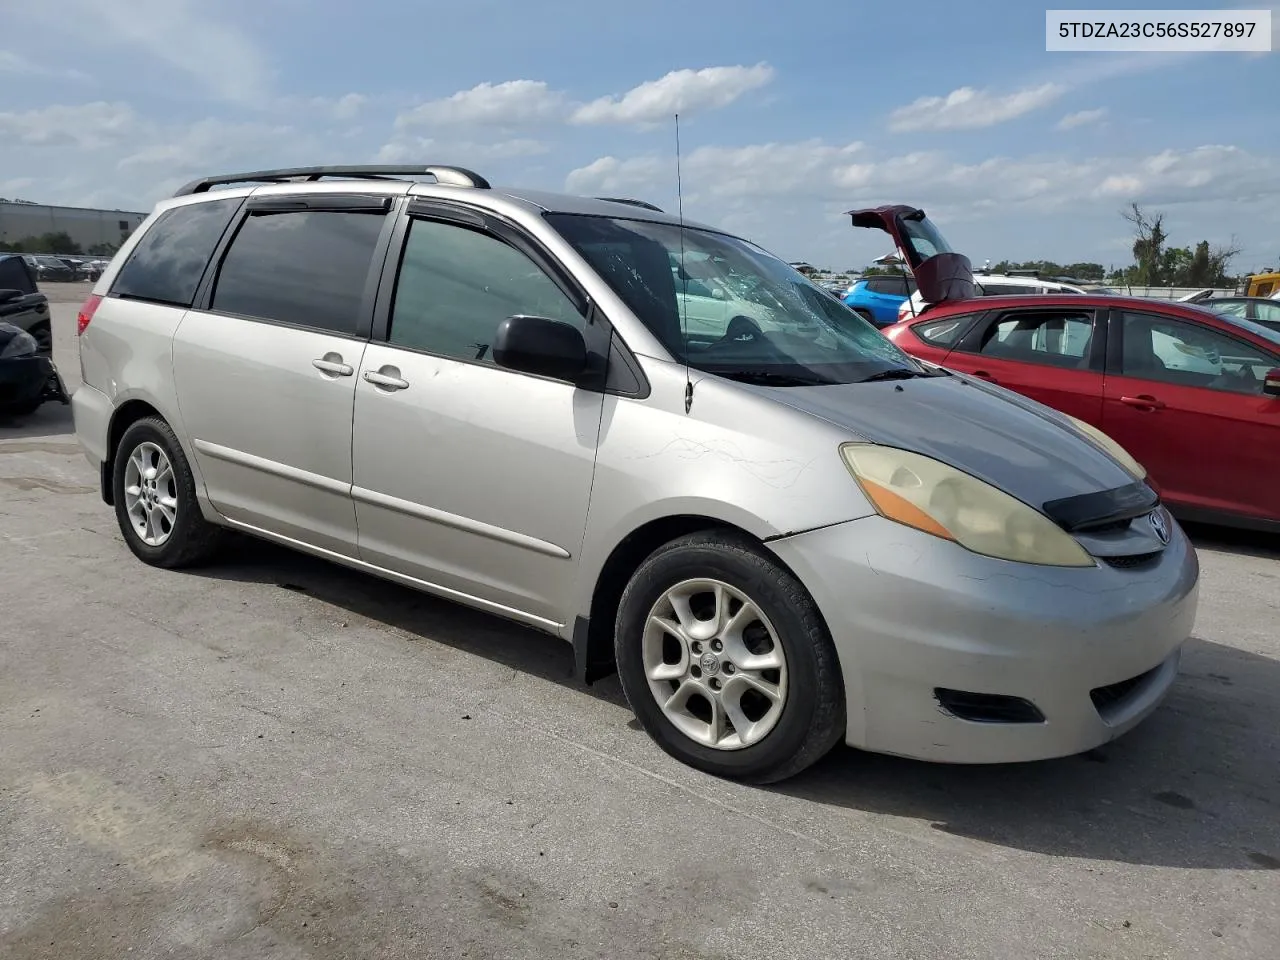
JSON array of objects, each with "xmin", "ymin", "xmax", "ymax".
[
  {"xmin": 123, "ymin": 441, "xmax": 178, "ymax": 547},
  {"xmin": 641, "ymin": 578, "xmax": 789, "ymax": 750}
]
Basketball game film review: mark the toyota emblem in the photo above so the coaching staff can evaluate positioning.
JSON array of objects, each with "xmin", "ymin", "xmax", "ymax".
[{"xmin": 1149, "ymin": 509, "xmax": 1170, "ymax": 545}]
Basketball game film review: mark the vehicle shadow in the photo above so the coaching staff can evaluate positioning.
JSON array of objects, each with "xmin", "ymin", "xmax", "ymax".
[
  {"xmin": 0, "ymin": 401, "xmax": 73, "ymax": 440},
  {"xmin": 190, "ymin": 536, "xmax": 630, "ymax": 709},
  {"xmin": 1183, "ymin": 520, "xmax": 1280, "ymax": 560},
  {"xmin": 194, "ymin": 538, "xmax": 1277, "ymax": 872},
  {"xmin": 773, "ymin": 635, "xmax": 1280, "ymax": 871}
]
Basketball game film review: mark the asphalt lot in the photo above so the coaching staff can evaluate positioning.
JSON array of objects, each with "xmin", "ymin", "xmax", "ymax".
[{"xmin": 1, "ymin": 289, "xmax": 1278, "ymax": 959}]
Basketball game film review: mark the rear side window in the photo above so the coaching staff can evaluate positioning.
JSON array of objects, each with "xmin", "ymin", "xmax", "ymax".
[
  {"xmin": 211, "ymin": 210, "xmax": 385, "ymax": 335},
  {"xmin": 865, "ymin": 277, "xmax": 906, "ymax": 296},
  {"xmin": 111, "ymin": 198, "xmax": 240, "ymax": 307},
  {"xmin": 976, "ymin": 310, "xmax": 1095, "ymax": 367}
]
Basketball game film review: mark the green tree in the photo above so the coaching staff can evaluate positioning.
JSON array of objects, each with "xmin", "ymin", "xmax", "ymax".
[{"xmin": 1122, "ymin": 203, "xmax": 1166, "ymax": 285}]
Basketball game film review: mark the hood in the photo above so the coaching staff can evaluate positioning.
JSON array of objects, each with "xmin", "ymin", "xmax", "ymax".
[
  {"xmin": 752, "ymin": 373, "xmax": 1140, "ymax": 510},
  {"xmin": 847, "ymin": 204, "xmax": 974, "ymax": 306}
]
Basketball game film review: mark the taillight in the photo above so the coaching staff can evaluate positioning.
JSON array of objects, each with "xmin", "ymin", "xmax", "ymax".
[{"xmin": 77, "ymin": 294, "xmax": 102, "ymax": 335}]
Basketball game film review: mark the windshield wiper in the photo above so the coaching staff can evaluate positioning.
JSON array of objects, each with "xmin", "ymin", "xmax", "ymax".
[
  {"xmin": 710, "ymin": 369, "xmax": 831, "ymax": 387},
  {"xmin": 856, "ymin": 367, "xmax": 935, "ymax": 383}
]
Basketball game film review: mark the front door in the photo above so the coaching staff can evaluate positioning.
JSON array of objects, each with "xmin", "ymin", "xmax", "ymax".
[
  {"xmin": 944, "ymin": 306, "xmax": 1106, "ymax": 423},
  {"xmin": 351, "ymin": 212, "xmax": 604, "ymax": 627},
  {"xmin": 173, "ymin": 202, "xmax": 390, "ymax": 555},
  {"xmin": 1101, "ymin": 309, "xmax": 1280, "ymax": 522}
]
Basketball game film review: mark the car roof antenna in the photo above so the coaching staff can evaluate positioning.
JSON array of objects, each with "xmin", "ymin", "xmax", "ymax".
[{"xmin": 675, "ymin": 112, "xmax": 693, "ymax": 414}]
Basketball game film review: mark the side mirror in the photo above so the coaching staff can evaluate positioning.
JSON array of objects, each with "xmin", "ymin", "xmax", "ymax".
[
  {"xmin": 1264, "ymin": 368, "xmax": 1280, "ymax": 398},
  {"xmin": 711, "ymin": 287, "xmax": 727, "ymax": 300},
  {"xmin": 0, "ymin": 289, "xmax": 22, "ymax": 305},
  {"xmin": 492, "ymin": 315, "xmax": 587, "ymax": 384}
]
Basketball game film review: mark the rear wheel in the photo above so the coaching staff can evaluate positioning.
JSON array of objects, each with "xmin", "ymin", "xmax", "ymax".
[
  {"xmin": 852, "ymin": 308, "xmax": 875, "ymax": 324},
  {"xmin": 113, "ymin": 417, "xmax": 222, "ymax": 568},
  {"xmin": 615, "ymin": 532, "xmax": 844, "ymax": 784}
]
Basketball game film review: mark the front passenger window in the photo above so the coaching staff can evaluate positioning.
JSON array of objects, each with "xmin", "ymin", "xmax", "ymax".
[{"xmin": 388, "ymin": 219, "xmax": 583, "ymax": 364}]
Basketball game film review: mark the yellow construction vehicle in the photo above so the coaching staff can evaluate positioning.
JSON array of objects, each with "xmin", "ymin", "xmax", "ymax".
[{"xmin": 1242, "ymin": 271, "xmax": 1280, "ymax": 297}]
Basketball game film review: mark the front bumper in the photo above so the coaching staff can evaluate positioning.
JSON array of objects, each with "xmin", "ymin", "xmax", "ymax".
[{"xmin": 769, "ymin": 514, "xmax": 1199, "ymax": 763}]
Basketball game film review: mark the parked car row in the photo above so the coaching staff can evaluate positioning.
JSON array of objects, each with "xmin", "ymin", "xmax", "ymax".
[{"xmin": 15, "ymin": 254, "xmax": 110, "ymax": 282}]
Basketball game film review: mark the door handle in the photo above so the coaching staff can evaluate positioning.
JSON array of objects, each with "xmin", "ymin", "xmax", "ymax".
[
  {"xmin": 971, "ymin": 370, "xmax": 997, "ymax": 382},
  {"xmin": 1119, "ymin": 394, "xmax": 1165, "ymax": 411},
  {"xmin": 363, "ymin": 366, "xmax": 409, "ymax": 391},
  {"xmin": 312, "ymin": 354, "xmax": 353, "ymax": 377}
]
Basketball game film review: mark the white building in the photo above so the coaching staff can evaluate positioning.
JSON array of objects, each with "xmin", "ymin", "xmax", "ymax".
[{"xmin": 0, "ymin": 200, "xmax": 147, "ymax": 253}]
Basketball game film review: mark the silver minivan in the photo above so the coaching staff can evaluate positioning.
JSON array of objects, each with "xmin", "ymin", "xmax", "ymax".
[{"xmin": 72, "ymin": 166, "xmax": 1199, "ymax": 783}]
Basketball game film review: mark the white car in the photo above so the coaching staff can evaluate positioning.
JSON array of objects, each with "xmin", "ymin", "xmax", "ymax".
[{"xmin": 896, "ymin": 274, "xmax": 1088, "ymax": 322}]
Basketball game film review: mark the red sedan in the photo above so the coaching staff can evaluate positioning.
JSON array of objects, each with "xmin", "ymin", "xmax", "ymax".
[{"xmin": 883, "ymin": 294, "xmax": 1280, "ymax": 530}]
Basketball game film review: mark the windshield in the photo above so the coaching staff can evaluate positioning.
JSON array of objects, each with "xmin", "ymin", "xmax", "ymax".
[{"xmin": 548, "ymin": 214, "xmax": 922, "ymax": 386}]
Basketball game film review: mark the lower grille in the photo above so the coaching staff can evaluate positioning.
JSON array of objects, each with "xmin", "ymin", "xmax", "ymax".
[
  {"xmin": 935, "ymin": 689, "xmax": 1045, "ymax": 724},
  {"xmin": 1090, "ymin": 666, "xmax": 1160, "ymax": 714},
  {"xmin": 1103, "ymin": 551, "xmax": 1162, "ymax": 569}
]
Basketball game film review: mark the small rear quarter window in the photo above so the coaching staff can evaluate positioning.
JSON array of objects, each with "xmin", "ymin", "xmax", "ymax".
[
  {"xmin": 915, "ymin": 315, "xmax": 975, "ymax": 346},
  {"xmin": 111, "ymin": 197, "xmax": 241, "ymax": 307}
]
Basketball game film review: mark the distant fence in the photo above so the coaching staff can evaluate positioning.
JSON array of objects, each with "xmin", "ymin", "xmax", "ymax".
[{"xmin": 1085, "ymin": 285, "xmax": 1235, "ymax": 300}]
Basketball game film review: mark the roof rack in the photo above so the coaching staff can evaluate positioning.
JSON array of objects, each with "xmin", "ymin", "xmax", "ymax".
[
  {"xmin": 172, "ymin": 165, "xmax": 491, "ymax": 197},
  {"xmin": 595, "ymin": 196, "xmax": 665, "ymax": 212}
]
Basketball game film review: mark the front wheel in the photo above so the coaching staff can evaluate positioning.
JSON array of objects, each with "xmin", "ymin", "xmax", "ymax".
[
  {"xmin": 614, "ymin": 532, "xmax": 845, "ymax": 784},
  {"xmin": 113, "ymin": 417, "xmax": 222, "ymax": 568}
]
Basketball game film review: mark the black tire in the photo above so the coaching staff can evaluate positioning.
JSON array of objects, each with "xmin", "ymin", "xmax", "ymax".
[
  {"xmin": 30, "ymin": 322, "xmax": 52, "ymax": 356},
  {"xmin": 614, "ymin": 531, "xmax": 845, "ymax": 784},
  {"xmin": 112, "ymin": 416, "xmax": 222, "ymax": 568},
  {"xmin": 852, "ymin": 308, "xmax": 875, "ymax": 325}
]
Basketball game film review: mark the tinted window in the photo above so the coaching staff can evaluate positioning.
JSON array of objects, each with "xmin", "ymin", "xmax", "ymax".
[
  {"xmin": 915, "ymin": 315, "xmax": 976, "ymax": 347},
  {"xmin": 871, "ymin": 277, "xmax": 910, "ymax": 296},
  {"xmin": 112, "ymin": 198, "xmax": 239, "ymax": 307},
  {"xmin": 1253, "ymin": 301, "xmax": 1280, "ymax": 326},
  {"xmin": 0, "ymin": 256, "xmax": 36, "ymax": 294},
  {"xmin": 388, "ymin": 218, "xmax": 583, "ymax": 363},
  {"xmin": 978, "ymin": 283, "xmax": 1040, "ymax": 296},
  {"xmin": 975, "ymin": 310, "xmax": 1095, "ymax": 367},
  {"xmin": 1120, "ymin": 312, "xmax": 1276, "ymax": 394},
  {"xmin": 211, "ymin": 210, "xmax": 385, "ymax": 335},
  {"xmin": 1207, "ymin": 299, "xmax": 1249, "ymax": 318}
]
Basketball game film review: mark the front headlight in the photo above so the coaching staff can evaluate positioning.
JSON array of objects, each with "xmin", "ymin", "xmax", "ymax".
[
  {"xmin": 840, "ymin": 443, "xmax": 1095, "ymax": 567},
  {"xmin": 0, "ymin": 330, "xmax": 37, "ymax": 359},
  {"xmin": 1063, "ymin": 415, "xmax": 1146, "ymax": 480}
]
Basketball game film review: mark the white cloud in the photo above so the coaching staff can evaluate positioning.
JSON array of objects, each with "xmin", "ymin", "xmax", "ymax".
[
  {"xmin": 1057, "ymin": 108, "xmax": 1108, "ymax": 130},
  {"xmin": 330, "ymin": 93, "xmax": 366, "ymax": 121},
  {"xmin": 567, "ymin": 139, "xmax": 1280, "ymax": 226},
  {"xmin": 395, "ymin": 80, "xmax": 567, "ymax": 128},
  {"xmin": 6, "ymin": 0, "xmax": 270, "ymax": 102},
  {"xmin": 394, "ymin": 65, "xmax": 775, "ymax": 132},
  {"xmin": 571, "ymin": 64, "xmax": 774, "ymax": 126},
  {"xmin": 0, "ymin": 102, "xmax": 137, "ymax": 148},
  {"xmin": 888, "ymin": 83, "xmax": 1065, "ymax": 132}
]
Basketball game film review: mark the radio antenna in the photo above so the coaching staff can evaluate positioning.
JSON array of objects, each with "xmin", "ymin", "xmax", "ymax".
[{"xmin": 675, "ymin": 112, "xmax": 693, "ymax": 413}]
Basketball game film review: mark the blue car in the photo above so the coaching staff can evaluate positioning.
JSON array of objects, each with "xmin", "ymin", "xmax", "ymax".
[{"xmin": 842, "ymin": 274, "xmax": 916, "ymax": 327}]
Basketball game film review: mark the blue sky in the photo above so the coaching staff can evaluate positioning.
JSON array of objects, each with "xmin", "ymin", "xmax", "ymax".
[{"xmin": 3, "ymin": 0, "xmax": 1278, "ymax": 272}]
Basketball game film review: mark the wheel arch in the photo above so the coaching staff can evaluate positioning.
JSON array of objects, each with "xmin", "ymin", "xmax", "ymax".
[
  {"xmin": 102, "ymin": 398, "xmax": 171, "ymax": 505},
  {"xmin": 573, "ymin": 513, "xmax": 823, "ymax": 685}
]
